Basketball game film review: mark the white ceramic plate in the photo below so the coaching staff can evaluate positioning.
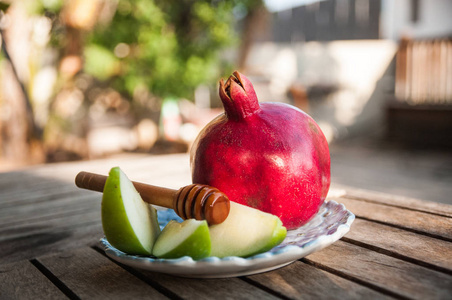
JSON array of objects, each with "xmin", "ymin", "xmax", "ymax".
[{"xmin": 101, "ymin": 200, "xmax": 354, "ymax": 278}]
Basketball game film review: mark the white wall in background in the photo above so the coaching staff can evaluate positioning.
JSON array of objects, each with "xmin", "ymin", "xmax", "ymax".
[
  {"xmin": 245, "ymin": 40, "xmax": 397, "ymax": 142},
  {"xmin": 381, "ymin": 0, "xmax": 452, "ymax": 40}
]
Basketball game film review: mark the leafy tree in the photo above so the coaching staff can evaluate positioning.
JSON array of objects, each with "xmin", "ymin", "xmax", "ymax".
[
  {"xmin": 85, "ymin": 0, "xmax": 261, "ymax": 100},
  {"xmin": 0, "ymin": 0, "xmax": 264, "ymax": 165}
]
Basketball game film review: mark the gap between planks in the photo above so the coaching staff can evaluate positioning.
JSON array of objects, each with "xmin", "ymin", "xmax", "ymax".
[
  {"xmin": 300, "ymin": 257, "xmax": 409, "ymax": 300},
  {"xmin": 340, "ymin": 237, "xmax": 452, "ymax": 276},
  {"xmin": 93, "ymin": 243, "xmax": 396, "ymax": 300},
  {"xmin": 30, "ymin": 259, "xmax": 80, "ymax": 300},
  {"xmin": 342, "ymin": 194, "xmax": 452, "ymax": 218},
  {"xmin": 335, "ymin": 185, "xmax": 452, "ymax": 218},
  {"xmin": 336, "ymin": 197, "xmax": 452, "ymax": 242},
  {"xmin": 91, "ymin": 245, "xmax": 286, "ymax": 300},
  {"xmin": 303, "ymin": 240, "xmax": 452, "ymax": 299},
  {"xmin": 33, "ymin": 246, "xmax": 170, "ymax": 299},
  {"xmin": 342, "ymin": 218, "xmax": 452, "ymax": 274},
  {"xmin": 239, "ymin": 277, "xmax": 295, "ymax": 300},
  {"xmin": 90, "ymin": 245, "xmax": 183, "ymax": 300},
  {"xmin": 352, "ymin": 215, "xmax": 452, "ymax": 243}
]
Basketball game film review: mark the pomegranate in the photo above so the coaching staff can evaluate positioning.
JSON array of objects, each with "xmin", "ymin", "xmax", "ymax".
[{"xmin": 190, "ymin": 71, "xmax": 330, "ymax": 229}]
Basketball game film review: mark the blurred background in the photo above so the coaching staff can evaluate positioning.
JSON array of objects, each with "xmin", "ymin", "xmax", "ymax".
[{"xmin": 0, "ymin": 0, "xmax": 451, "ymax": 203}]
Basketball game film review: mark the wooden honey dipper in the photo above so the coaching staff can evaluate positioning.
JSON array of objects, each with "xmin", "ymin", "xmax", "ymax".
[{"xmin": 75, "ymin": 171, "xmax": 230, "ymax": 225}]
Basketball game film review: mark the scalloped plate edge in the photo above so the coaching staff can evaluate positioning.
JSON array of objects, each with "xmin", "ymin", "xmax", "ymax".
[{"xmin": 101, "ymin": 200, "xmax": 355, "ymax": 278}]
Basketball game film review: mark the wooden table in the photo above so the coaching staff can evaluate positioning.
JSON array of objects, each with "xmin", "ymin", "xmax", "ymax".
[{"xmin": 1, "ymin": 153, "xmax": 451, "ymax": 299}]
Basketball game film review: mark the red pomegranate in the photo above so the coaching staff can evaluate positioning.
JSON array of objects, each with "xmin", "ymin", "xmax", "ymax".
[{"xmin": 190, "ymin": 71, "xmax": 330, "ymax": 229}]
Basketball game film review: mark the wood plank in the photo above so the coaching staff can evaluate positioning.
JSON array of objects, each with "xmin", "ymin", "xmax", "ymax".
[
  {"xmin": 337, "ymin": 197, "xmax": 452, "ymax": 240},
  {"xmin": 0, "ymin": 186, "xmax": 83, "ymax": 209},
  {"xmin": 0, "ymin": 260, "xmax": 64, "ymax": 299},
  {"xmin": 395, "ymin": 36, "xmax": 408, "ymax": 100},
  {"xmin": 343, "ymin": 219, "xmax": 452, "ymax": 273},
  {"xmin": 0, "ymin": 152, "xmax": 151, "ymax": 189},
  {"xmin": 0, "ymin": 185, "xmax": 67, "ymax": 204},
  {"xmin": 135, "ymin": 269, "xmax": 281, "ymax": 300},
  {"xmin": 0, "ymin": 172, "xmax": 74, "ymax": 198},
  {"xmin": 0, "ymin": 223, "xmax": 102, "ymax": 264},
  {"xmin": 336, "ymin": 185, "xmax": 452, "ymax": 217},
  {"xmin": 0, "ymin": 154, "xmax": 191, "ymax": 208},
  {"xmin": 0, "ymin": 208, "xmax": 100, "ymax": 242},
  {"xmin": 0, "ymin": 193, "xmax": 99, "ymax": 228},
  {"xmin": 305, "ymin": 240, "xmax": 452, "ymax": 299},
  {"xmin": 0, "ymin": 153, "xmax": 190, "ymax": 184},
  {"xmin": 0, "ymin": 187, "xmax": 100, "ymax": 237},
  {"xmin": 329, "ymin": 140, "xmax": 452, "ymax": 205},
  {"xmin": 37, "ymin": 247, "xmax": 168, "ymax": 299},
  {"xmin": 246, "ymin": 261, "xmax": 392, "ymax": 299}
]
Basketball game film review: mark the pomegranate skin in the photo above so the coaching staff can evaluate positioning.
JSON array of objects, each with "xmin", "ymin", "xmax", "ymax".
[{"xmin": 190, "ymin": 72, "xmax": 330, "ymax": 229}]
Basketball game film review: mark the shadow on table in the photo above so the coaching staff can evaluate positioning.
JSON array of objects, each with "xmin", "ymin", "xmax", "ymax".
[{"xmin": 0, "ymin": 169, "xmax": 103, "ymax": 264}]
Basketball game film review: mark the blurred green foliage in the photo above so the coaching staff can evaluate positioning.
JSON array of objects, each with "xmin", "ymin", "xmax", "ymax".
[
  {"xmin": 85, "ymin": 0, "xmax": 261, "ymax": 100},
  {"xmin": 0, "ymin": 0, "xmax": 263, "ymax": 163},
  {"xmin": 25, "ymin": 0, "xmax": 262, "ymax": 100}
]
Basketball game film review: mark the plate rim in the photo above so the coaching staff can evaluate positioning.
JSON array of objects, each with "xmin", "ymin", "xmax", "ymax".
[{"xmin": 101, "ymin": 199, "xmax": 355, "ymax": 277}]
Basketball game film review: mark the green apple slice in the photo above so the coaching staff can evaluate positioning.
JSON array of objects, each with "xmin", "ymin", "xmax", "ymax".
[
  {"xmin": 152, "ymin": 219, "xmax": 211, "ymax": 260},
  {"xmin": 209, "ymin": 202, "xmax": 287, "ymax": 258},
  {"xmin": 102, "ymin": 167, "xmax": 160, "ymax": 256}
]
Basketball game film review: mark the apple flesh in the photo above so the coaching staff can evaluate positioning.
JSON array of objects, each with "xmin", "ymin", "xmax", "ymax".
[
  {"xmin": 102, "ymin": 167, "xmax": 160, "ymax": 255},
  {"xmin": 153, "ymin": 219, "xmax": 211, "ymax": 260},
  {"xmin": 209, "ymin": 202, "xmax": 287, "ymax": 258},
  {"xmin": 191, "ymin": 71, "xmax": 330, "ymax": 229}
]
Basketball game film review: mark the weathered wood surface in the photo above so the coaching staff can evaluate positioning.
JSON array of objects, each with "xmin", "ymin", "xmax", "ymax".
[
  {"xmin": 246, "ymin": 261, "xmax": 392, "ymax": 299},
  {"xmin": 305, "ymin": 241, "xmax": 452, "ymax": 299},
  {"xmin": 137, "ymin": 267, "xmax": 281, "ymax": 300},
  {"xmin": 0, "ymin": 260, "xmax": 65, "ymax": 299},
  {"xmin": 344, "ymin": 219, "xmax": 452, "ymax": 273},
  {"xmin": 336, "ymin": 184, "xmax": 452, "ymax": 217},
  {"xmin": 338, "ymin": 197, "xmax": 452, "ymax": 240},
  {"xmin": 0, "ymin": 153, "xmax": 451, "ymax": 299},
  {"xmin": 37, "ymin": 247, "xmax": 168, "ymax": 299}
]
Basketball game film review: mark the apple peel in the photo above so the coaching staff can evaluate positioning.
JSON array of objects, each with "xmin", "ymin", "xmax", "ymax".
[
  {"xmin": 209, "ymin": 202, "xmax": 287, "ymax": 258},
  {"xmin": 153, "ymin": 219, "xmax": 211, "ymax": 260},
  {"xmin": 102, "ymin": 167, "xmax": 160, "ymax": 256}
]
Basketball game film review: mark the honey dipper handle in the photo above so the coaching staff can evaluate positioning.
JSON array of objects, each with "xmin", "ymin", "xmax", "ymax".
[{"xmin": 75, "ymin": 171, "xmax": 176, "ymax": 209}]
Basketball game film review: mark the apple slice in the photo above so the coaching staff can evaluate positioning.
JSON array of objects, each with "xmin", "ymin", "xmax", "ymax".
[
  {"xmin": 209, "ymin": 202, "xmax": 287, "ymax": 258},
  {"xmin": 102, "ymin": 167, "xmax": 160, "ymax": 255},
  {"xmin": 152, "ymin": 219, "xmax": 211, "ymax": 260}
]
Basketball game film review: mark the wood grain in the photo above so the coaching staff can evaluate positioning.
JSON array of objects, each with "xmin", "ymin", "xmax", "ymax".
[
  {"xmin": 337, "ymin": 197, "xmax": 452, "ymax": 240},
  {"xmin": 0, "ymin": 183, "xmax": 81, "ymax": 209},
  {"xmin": 0, "ymin": 260, "xmax": 64, "ymax": 299},
  {"xmin": 0, "ymin": 207, "xmax": 100, "ymax": 242},
  {"xmin": 305, "ymin": 241, "xmax": 452, "ymax": 299},
  {"xmin": 343, "ymin": 218, "xmax": 452, "ymax": 272},
  {"xmin": 0, "ymin": 153, "xmax": 191, "ymax": 205},
  {"xmin": 135, "ymin": 269, "xmax": 281, "ymax": 300},
  {"xmin": 1, "ymin": 153, "xmax": 451, "ymax": 299},
  {"xmin": 338, "ymin": 185, "xmax": 452, "ymax": 217},
  {"xmin": 37, "ymin": 247, "xmax": 168, "ymax": 299},
  {"xmin": 0, "ymin": 196, "xmax": 99, "ymax": 229},
  {"xmin": 395, "ymin": 38, "xmax": 452, "ymax": 103},
  {"xmin": 0, "ymin": 224, "xmax": 102, "ymax": 265},
  {"xmin": 246, "ymin": 261, "xmax": 392, "ymax": 299}
]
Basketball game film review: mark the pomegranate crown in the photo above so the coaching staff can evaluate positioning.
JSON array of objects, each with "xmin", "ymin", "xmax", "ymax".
[{"xmin": 219, "ymin": 71, "xmax": 260, "ymax": 121}]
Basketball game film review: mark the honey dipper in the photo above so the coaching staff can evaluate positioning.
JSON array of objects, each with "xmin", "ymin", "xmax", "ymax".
[{"xmin": 75, "ymin": 171, "xmax": 230, "ymax": 225}]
